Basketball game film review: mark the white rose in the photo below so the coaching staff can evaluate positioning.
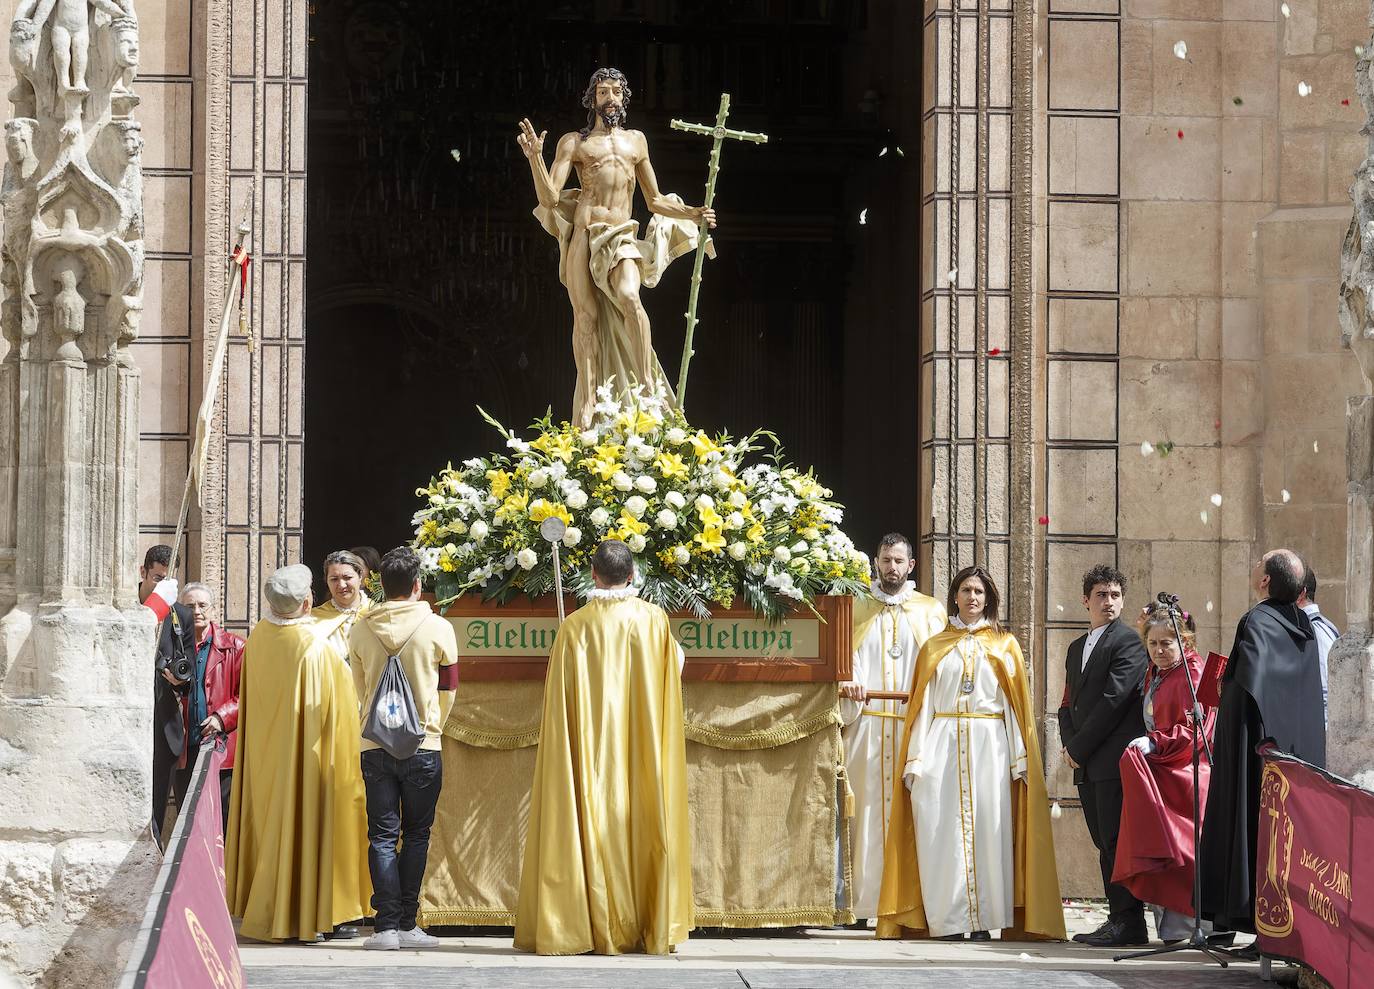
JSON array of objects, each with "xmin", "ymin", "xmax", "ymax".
[
  {"xmin": 665, "ymin": 427, "xmax": 687, "ymax": 445},
  {"xmin": 672, "ymin": 545, "xmax": 691, "ymax": 565},
  {"xmin": 728, "ymin": 490, "xmax": 747, "ymax": 508},
  {"xmin": 528, "ymin": 468, "xmax": 549, "ymax": 488},
  {"xmin": 579, "ymin": 429, "xmax": 598, "ymax": 446},
  {"xmin": 774, "ymin": 546, "xmax": 792, "ymax": 563},
  {"xmin": 791, "ymin": 540, "xmax": 809, "ymax": 554},
  {"xmin": 626, "ymin": 533, "xmax": 647, "ymax": 553},
  {"xmin": 563, "ymin": 527, "xmax": 582, "ymax": 548},
  {"xmin": 665, "ymin": 490, "xmax": 687, "ymax": 510},
  {"xmin": 589, "ymin": 507, "xmax": 611, "ymax": 527},
  {"xmin": 517, "ymin": 548, "xmax": 538, "ymax": 571},
  {"xmin": 656, "ymin": 509, "xmax": 679, "ymax": 530},
  {"xmin": 712, "ymin": 471, "xmax": 733, "ymax": 491},
  {"xmin": 634, "ymin": 474, "xmax": 657, "ymax": 493},
  {"xmin": 470, "ymin": 520, "xmax": 489, "ymax": 542},
  {"xmin": 565, "ymin": 488, "xmax": 588, "ymax": 510},
  {"xmin": 507, "ymin": 437, "xmax": 531, "ymax": 454},
  {"xmin": 694, "ymin": 493, "xmax": 715, "ymax": 511},
  {"xmin": 726, "ymin": 511, "xmax": 745, "ymax": 530},
  {"xmin": 801, "ymin": 527, "xmax": 820, "ymax": 541},
  {"xmin": 625, "ymin": 495, "xmax": 648, "ymax": 518},
  {"xmin": 728, "ymin": 542, "xmax": 748, "ymax": 560},
  {"xmin": 747, "ymin": 561, "xmax": 766, "ymax": 577},
  {"xmin": 612, "ymin": 471, "xmax": 634, "ymax": 492}
]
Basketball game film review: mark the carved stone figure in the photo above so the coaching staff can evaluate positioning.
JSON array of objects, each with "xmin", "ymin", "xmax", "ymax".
[
  {"xmin": 110, "ymin": 14, "xmax": 138, "ymax": 104},
  {"xmin": 7, "ymin": 18, "xmax": 38, "ymax": 119},
  {"xmin": 0, "ymin": 117, "xmax": 38, "ymax": 356},
  {"xmin": 50, "ymin": 264, "xmax": 83, "ymax": 360}
]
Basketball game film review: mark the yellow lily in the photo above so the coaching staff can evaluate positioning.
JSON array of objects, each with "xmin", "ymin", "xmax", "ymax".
[
  {"xmin": 487, "ymin": 469, "xmax": 512, "ymax": 501},
  {"xmin": 529, "ymin": 499, "xmax": 572, "ymax": 526},
  {"xmin": 689, "ymin": 430, "xmax": 721, "ymax": 460},
  {"xmin": 654, "ymin": 450, "xmax": 689, "ymax": 480},
  {"xmin": 494, "ymin": 490, "xmax": 530, "ymax": 523},
  {"xmin": 580, "ymin": 456, "xmax": 620, "ymax": 481},
  {"xmin": 698, "ymin": 504, "xmax": 724, "ymax": 529},
  {"xmin": 694, "ymin": 527, "xmax": 727, "ymax": 554},
  {"xmin": 618, "ymin": 510, "xmax": 650, "ymax": 537}
]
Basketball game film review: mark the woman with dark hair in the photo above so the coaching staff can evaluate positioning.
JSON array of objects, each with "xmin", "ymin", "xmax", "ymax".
[
  {"xmin": 878, "ymin": 567, "xmax": 1064, "ymax": 942},
  {"xmin": 1113, "ymin": 601, "xmax": 1218, "ymax": 945}
]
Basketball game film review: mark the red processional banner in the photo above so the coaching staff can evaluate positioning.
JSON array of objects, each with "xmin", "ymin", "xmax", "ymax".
[
  {"xmin": 129, "ymin": 743, "xmax": 244, "ymax": 989},
  {"xmin": 1254, "ymin": 745, "xmax": 1374, "ymax": 989}
]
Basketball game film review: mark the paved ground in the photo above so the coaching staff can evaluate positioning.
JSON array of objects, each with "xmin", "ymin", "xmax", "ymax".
[{"xmin": 238, "ymin": 902, "xmax": 1286, "ymax": 988}]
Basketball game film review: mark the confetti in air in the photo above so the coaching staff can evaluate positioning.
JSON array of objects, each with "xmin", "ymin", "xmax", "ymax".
[
  {"xmin": 879, "ymin": 146, "xmax": 888, "ymax": 157},
  {"xmin": 1050, "ymin": 801, "xmax": 1063, "ymax": 820},
  {"xmin": 1206, "ymin": 600, "xmax": 1214, "ymax": 613},
  {"xmin": 1141, "ymin": 441, "xmax": 1155, "ymax": 456},
  {"xmin": 1174, "ymin": 40, "xmax": 1188, "ymax": 59},
  {"xmin": 948, "ymin": 266, "xmax": 959, "ymax": 283},
  {"xmin": 1210, "ymin": 493, "xmax": 1223, "ymax": 507},
  {"xmin": 449, "ymin": 149, "xmax": 462, "ymax": 164},
  {"xmin": 989, "ymin": 347, "xmax": 1002, "ymax": 356},
  {"xmin": 1314, "ymin": 440, "xmax": 1320, "ymax": 453},
  {"xmin": 1281, "ymin": 2, "xmax": 1291, "ymax": 16},
  {"xmin": 1298, "ymin": 81, "xmax": 1312, "ymax": 97},
  {"xmin": 1282, "ymin": 489, "xmax": 1292, "ymax": 503},
  {"xmin": 1343, "ymin": 98, "xmax": 1351, "ymax": 106},
  {"xmin": 1177, "ymin": 129, "xmax": 1185, "ymax": 140},
  {"xmin": 1056, "ymin": 604, "xmax": 1065, "ymax": 612},
  {"xmin": 859, "ymin": 208, "xmax": 868, "ymax": 225},
  {"xmin": 1359, "ymin": 45, "xmax": 1366, "ymax": 57},
  {"xmin": 1037, "ymin": 515, "xmax": 1050, "ymax": 526},
  {"xmin": 1200, "ymin": 510, "xmax": 1209, "ymax": 525},
  {"xmin": 895, "ymin": 146, "xmax": 906, "ymax": 157},
  {"xmin": 1233, "ymin": 96, "xmax": 1244, "ymax": 106}
]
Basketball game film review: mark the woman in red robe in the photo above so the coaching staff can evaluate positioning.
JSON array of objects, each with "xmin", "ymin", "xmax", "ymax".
[{"xmin": 1112, "ymin": 602, "xmax": 1216, "ymax": 944}]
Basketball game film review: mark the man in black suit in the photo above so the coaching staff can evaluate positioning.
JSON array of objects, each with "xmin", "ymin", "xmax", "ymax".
[{"xmin": 1058, "ymin": 564, "xmax": 1150, "ymax": 948}]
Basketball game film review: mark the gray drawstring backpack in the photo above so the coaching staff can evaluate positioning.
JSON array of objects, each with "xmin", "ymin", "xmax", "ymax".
[{"xmin": 361, "ymin": 621, "xmax": 425, "ymax": 759}]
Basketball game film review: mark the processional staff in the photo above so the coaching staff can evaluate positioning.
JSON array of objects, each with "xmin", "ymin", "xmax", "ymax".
[
  {"xmin": 670, "ymin": 95, "xmax": 768, "ymax": 409},
  {"xmin": 168, "ymin": 210, "xmax": 253, "ymax": 577}
]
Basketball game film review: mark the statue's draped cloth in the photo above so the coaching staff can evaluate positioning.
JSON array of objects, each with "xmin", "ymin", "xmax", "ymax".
[
  {"xmin": 513, "ymin": 597, "xmax": 693, "ymax": 955},
  {"xmin": 535, "ymin": 191, "xmax": 712, "ymax": 423},
  {"xmin": 224, "ymin": 620, "xmax": 371, "ymax": 942}
]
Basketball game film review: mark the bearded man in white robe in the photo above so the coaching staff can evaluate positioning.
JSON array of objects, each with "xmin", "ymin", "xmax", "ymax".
[{"xmin": 839, "ymin": 533, "xmax": 946, "ymax": 922}]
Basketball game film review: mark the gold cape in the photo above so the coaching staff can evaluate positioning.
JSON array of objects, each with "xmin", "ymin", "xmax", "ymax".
[
  {"xmin": 850, "ymin": 589, "xmax": 949, "ymax": 665},
  {"xmin": 876, "ymin": 624, "xmax": 1066, "ymax": 940},
  {"xmin": 311, "ymin": 596, "xmax": 370, "ymax": 663},
  {"xmin": 513, "ymin": 595, "xmax": 693, "ymax": 955},
  {"xmin": 225, "ymin": 619, "xmax": 371, "ymax": 941}
]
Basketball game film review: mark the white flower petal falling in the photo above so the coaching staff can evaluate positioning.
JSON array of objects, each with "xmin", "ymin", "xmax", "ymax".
[
  {"xmin": 1201, "ymin": 510, "xmax": 1209, "ymax": 525},
  {"xmin": 1173, "ymin": 40, "xmax": 1188, "ymax": 59},
  {"xmin": 1298, "ymin": 80, "xmax": 1312, "ymax": 97},
  {"xmin": 1140, "ymin": 440, "xmax": 1155, "ymax": 456},
  {"xmin": 1281, "ymin": 489, "xmax": 1291, "ymax": 503},
  {"xmin": 1206, "ymin": 600, "xmax": 1214, "ymax": 613},
  {"xmin": 1281, "ymin": 2, "xmax": 1291, "ymax": 17},
  {"xmin": 859, "ymin": 208, "xmax": 868, "ymax": 225},
  {"xmin": 1210, "ymin": 493, "xmax": 1223, "ymax": 507}
]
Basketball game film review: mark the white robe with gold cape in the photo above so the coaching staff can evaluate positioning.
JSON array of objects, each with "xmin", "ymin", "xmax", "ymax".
[
  {"xmin": 840, "ymin": 581, "xmax": 947, "ymax": 919},
  {"xmin": 225, "ymin": 617, "xmax": 371, "ymax": 941},
  {"xmin": 878, "ymin": 619, "xmax": 1065, "ymax": 941},
  {"xmin": 513, "ymin": 589, "xmax": 692, "ymax": 955},
  {"xmin": 534, "ymin": 191, "xmax": 712, "ymax": 424}
]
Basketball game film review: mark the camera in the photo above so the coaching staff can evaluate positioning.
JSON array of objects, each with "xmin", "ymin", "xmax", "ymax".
[{"xmin": 169, "ymin": 654, "xmax": 193, "ymax": 682}]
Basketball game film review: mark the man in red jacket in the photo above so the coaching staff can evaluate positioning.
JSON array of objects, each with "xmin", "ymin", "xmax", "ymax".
[{"xmin": 170, "ymin": 581, "xmax": 245, "ymax": 830}]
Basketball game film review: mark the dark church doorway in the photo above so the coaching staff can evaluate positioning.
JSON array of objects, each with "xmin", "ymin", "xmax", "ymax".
[{"xmin": 304, "ymin": 0, "xmax": 923, "ymax": 575}]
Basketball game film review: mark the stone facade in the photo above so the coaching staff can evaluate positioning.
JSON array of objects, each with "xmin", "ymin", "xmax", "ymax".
[{"xmin": 0, "ymin": 0, "xmax": 159, "ymax": 984}]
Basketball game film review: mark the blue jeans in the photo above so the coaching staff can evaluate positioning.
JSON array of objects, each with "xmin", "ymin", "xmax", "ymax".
[{"xmin": 360, "ymin": 748, "xmax": 442, "ymax": 932}]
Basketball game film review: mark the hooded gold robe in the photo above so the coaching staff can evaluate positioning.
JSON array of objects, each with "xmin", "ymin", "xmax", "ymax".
[
  {"xmin": 876, "ymin": 624, "xmax": 1065, "ymax": 941},
  {"xmin": 513, "ymin": 593, "xmax": 692, "ymax": 955},
  {"xmin": 225, "ymin": 618, "xmax": 371, "ymax": 941},
  {"xmin": 311, "ymin": 595, "xmax": 370, "ymax": 666}
]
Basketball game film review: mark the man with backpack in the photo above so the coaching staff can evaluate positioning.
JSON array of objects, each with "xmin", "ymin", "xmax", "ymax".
[{"xmin": 349, "ymin": 546, "xmax": 459, "ymax": 950}]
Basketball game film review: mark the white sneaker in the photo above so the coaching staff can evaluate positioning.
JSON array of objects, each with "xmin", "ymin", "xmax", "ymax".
[
  {"xmin": 363, "ymin": 929, "xmax": 399, "ymax": 950},
  {"xmin": 397, "ymin": 927, "xmax": 440, "ymax": 948}
]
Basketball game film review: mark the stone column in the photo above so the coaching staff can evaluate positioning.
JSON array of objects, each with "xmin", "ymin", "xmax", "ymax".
[{"xmin": 0, "ymin": 2, "xmax": 156, "ymax": 985}]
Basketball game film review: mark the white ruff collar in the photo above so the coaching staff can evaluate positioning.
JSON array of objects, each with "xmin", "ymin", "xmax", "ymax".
[
  {"xmin": 332, "ymin": 598, "xmax": 364, "ymax": 614},
  {"xmin": 586, "ymin": 585, "xmax": 640, "ymax": 601},
  {"xmin": 267, "ymin": 612, "xmax": 314, "ymax": 627},
  {"xmin": 870, "ymin": 580, "xmax": 915, "ymax": 606},
  {"xmin": 950, "ymin": 614, "xmax": 991, "ymax": 632}
]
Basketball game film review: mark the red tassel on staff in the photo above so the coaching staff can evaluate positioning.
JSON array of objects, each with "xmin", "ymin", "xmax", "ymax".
[{"xmin": 232, "ymin": 245, "xmax": 253, "ymax": 352}]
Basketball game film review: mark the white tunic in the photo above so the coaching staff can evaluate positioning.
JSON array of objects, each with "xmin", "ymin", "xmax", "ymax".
[
  {"xmin": 903, "ymin": 621, "xmax": 1027, "ymax": 936},
  {"xmin": 840, "ymin": 582, "xmax": 941, "ymax": 919}
]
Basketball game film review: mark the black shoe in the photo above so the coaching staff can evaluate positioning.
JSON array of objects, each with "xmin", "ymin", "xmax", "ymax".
[
  {"xmin": 1071, "ymin": 920, "xmax": 1114, "ymax": 944},
  {"xmin": 322, "ymin": 924, "xmax": 359, "ymax": 940},
  {"xmin": 935, "ymin": 933, "xmax": 965, "ymax": 941},
  {"xmin": 1078, "ymin": 920, "xmax": 1149, "ymax": 948},
  {"xmin": 969, "ymin": 930, "xmax": 992, "ymax": 941},
  {"xmin": 1230, "ymin": 941, "xmax": 1261, "ymax": 961},
  {"xmin": 1207, "ymin": 932, "xmax": 1237, "ymax": 948}
]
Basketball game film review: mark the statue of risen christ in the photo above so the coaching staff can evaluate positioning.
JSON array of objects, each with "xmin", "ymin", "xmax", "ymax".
[{"xmin": 517, "ymin": 67, "xmax": 716, "ymax": 426}]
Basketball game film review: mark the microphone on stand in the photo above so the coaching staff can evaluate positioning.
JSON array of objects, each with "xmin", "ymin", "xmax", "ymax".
[{"xmin": 1156, "ymin": 591, "xmax": 1180, "ymax": 608}]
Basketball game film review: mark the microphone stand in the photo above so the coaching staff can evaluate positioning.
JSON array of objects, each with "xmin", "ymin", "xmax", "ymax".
[{"xmin": 1114, "ymin": 596, "xmax": 1232, "ymax": 967}]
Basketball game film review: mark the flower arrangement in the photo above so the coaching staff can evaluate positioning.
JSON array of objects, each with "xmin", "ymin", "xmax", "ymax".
[{"xmin": 411, "ymin": 384, "xmax": 871, "ymax": 621}]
